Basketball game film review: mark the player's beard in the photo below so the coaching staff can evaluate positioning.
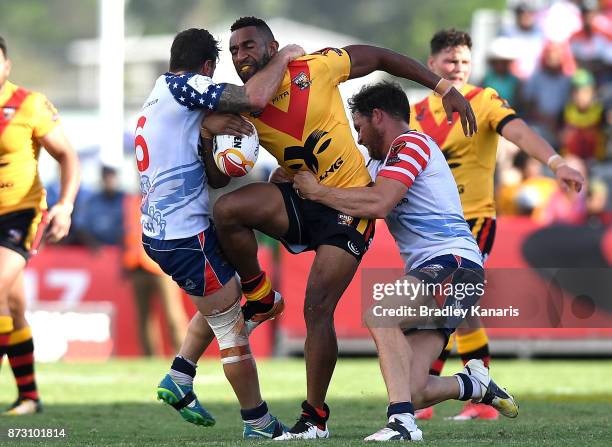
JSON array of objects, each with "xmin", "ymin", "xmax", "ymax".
[{"xmin": 238, "ymin": 51, "xmax": 273, "ymax": 82}]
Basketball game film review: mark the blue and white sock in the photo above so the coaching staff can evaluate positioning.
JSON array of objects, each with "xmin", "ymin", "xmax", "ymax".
[
  {"xmin": 169, "ymin": 355, "xmax": 197, "ymax": 386},
  {"xmin": 241, "ymin": 401, "xmax": 272, "ymax": 429}
]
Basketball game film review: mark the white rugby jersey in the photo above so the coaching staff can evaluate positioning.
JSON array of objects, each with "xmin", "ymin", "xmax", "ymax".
[
  {"xmin": 367, "ymin": 130, "xmax": 482, "ymax": 271},
  {"xmin": 135, "ymin": 73, "xmax": 226, "ymax": 240}
]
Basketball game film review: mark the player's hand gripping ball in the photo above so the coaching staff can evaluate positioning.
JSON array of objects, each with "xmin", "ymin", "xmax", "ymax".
[{"xmin": 213, "ymin": 124, "xmax": 259, "ymax": 177}]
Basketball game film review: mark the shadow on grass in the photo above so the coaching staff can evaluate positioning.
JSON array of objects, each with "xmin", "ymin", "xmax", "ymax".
[{"xmin": 1, "ymin": 398, "xmax": 612, "ymax": 446}]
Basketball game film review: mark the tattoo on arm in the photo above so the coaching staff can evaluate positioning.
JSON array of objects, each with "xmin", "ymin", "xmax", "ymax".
[{"xmin": 217, "ymin": 84, "xmax": 251, "ymax": 113}]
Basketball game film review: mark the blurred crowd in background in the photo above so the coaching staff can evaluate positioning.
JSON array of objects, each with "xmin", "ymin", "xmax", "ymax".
[{"xmin": 487, "ymin": 0, "xmax": 612, "ymax": 226}]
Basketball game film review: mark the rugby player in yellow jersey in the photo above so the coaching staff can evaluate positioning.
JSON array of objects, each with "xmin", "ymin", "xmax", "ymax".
[
  {"xmin": 198, "ymin": 17, "xmax": 477, "ymax": 439},
  {"xmin": 0, "ymin": 36, "xmax": 80, "ymax": 415},
  {"xmin": 409, "ymin": 29, "xmax": 584, "ymax": 421}
]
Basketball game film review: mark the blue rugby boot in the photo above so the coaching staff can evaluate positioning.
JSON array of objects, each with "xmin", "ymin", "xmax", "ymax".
[{"xmin": 156, "ymin": 373, "xmax": 215, "ymax": 427}]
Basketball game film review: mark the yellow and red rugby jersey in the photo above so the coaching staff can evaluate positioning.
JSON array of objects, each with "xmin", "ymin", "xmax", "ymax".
[
  {"xmin": 244, "ymin": 48, "xmax": 371, "ymax": 189},
  {"xmin": 410, "ymin": 84, "xmax": 516, "ymax": 220},
  {"xmin": 0, "ymin": 81, "xmax": 61, "ymax": 215}
]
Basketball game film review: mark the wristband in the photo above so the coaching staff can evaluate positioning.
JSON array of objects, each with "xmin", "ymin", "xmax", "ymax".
[
  {"xmin": 434, "ymin": 78, "xmax": 453, "ymax": 97},
  {"xmin": 56, "ymin": 202, "xmax": 74, "ymax": 214},
  {"xmin": 547, "ymin": 154, "xmax": 566, "ymax": 172}
]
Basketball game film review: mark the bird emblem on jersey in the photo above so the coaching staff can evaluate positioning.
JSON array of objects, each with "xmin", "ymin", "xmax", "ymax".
[{"xmin": 284, "ymin": 129, "xmax": 332, "ymax": 173}]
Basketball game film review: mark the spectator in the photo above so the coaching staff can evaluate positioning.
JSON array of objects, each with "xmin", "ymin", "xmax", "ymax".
[
  {"xmin": 570, "ymin": 5, "xmax": 611, "ymax": 82},
  {"xmin": 122, "ymin": 194, "xmax": 187, "ymax": 356},
  {"xmin": 561, "ymin": 69, "xmax": 606, "ymax": 161},
  {"xmin": 74, "ymin": 165, "xmax": 124, "ymax": 248},
  {"xmin": 497, "ymin": 151, "xmax": 557, "ymax": 218},
  {"xmin": 523, "ymin": 41, "xmax": 574, "ymax": 147},
  {"xmin": 501, "ymin": 2, "xmax": 545, "ymax": 79},
  {"xmin": 482, "ymin": 37, "xmax": 522, "ymax": 109}
]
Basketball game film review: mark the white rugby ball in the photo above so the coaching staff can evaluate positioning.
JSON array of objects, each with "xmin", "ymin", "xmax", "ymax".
[{"xmin": 213, "ymin": 126, "xmax": 259, "ymax": 177}]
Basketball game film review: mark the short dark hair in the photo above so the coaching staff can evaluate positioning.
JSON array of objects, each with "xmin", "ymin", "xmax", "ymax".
[
  {"xmin": 430, "ymin": 29, "xmax": 472, "ymax": 55},
  {"xmin": 169, "ymin": 28, "xmax": 221, "ymax": 72},
  {"xmin": 348, "ymin": 82, "xmax": 410, "ymax": 123},
  {"xmin": 0, "ymin": 36, "xmax": 7, "ymax": 58},
  {"xmin": 230, "ymin": 16, "xmax": 275, "ymax": 42}
]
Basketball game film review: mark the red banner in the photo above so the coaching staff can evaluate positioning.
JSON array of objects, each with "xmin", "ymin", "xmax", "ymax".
[{"xmin": 26, "ymin": 246, "xmax": 274, "ymax": 358}]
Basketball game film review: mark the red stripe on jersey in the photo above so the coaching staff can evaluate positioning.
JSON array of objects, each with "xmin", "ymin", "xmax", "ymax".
[
  {"xmin": 0, "ymin": 87, "xmax": 31, "ymax": 137},
  {"xmin": 413, "ymin": 87, "xmax": 482, "ymax": 148},
  {"xmin": 395, "ymin": 134, "xmax": 432, "ymax": 156},
  {"xmin": 378, "ymin": 169, "xmax": 413, "ymax": 188},
  {"xmin": 400, "ymin": 147, "xmax": 428, "ymax": 171},
  {"xmin": 387, "ymin": 159, "xmax": 420, "ymax": 179},
  {"xmin": 259, "ymin": 61, "xmax": 311, "ymax": 141}
]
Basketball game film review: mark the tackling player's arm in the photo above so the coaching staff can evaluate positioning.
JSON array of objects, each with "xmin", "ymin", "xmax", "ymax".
[
  {"xmin": 500, "ymin": 118, "xmax": 584, "ymax": 192},
  {"xmin": 38, "ymin": 126, "xmax": 80, "ymax": 242},
  {"xmin": 199, "ymin": 127, "xmax": 230, "ymax": 189},
  {"xmin": 343, "ymin": 45, "xmax": 477, "ymax": 136},
  {"xmin": 218, "ymin": 44, "xmax": 305, "ymax": 113},
  {"xmin": 293, "ymin": 171, "xmax": 406, "ymax": 219}
]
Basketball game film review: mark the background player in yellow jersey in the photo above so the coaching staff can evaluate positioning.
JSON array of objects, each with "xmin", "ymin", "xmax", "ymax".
[
  {"xmin": 199, "ymin": 17, "xmax": 477, "ymax": 439},
  {"xmin": 0, "ymin": 36, "xmax": 80, "ymax": 415},
  {"xmin": 409, "ymin": 29, "xmax": 584, "ymax": 421}
]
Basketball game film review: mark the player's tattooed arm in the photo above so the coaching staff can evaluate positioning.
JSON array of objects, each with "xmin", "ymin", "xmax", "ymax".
[{"xmin": 217, "ymin": 84, "xmax": 252, "ymax": 114}]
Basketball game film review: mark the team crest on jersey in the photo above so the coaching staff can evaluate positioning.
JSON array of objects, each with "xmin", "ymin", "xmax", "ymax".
[
  {"xmin": 337, "ymin": 213, "xmax": 354, "ymax": 226},
  {"xmin": 2, "ymin": 107, "xmax": 16, "ymax": 120},
  {"xmin": 386, "ymin": 140, "xmax": 405, "ymax": 165},
  {"xmin": 418, "ymin": 264, "xmax": 444, "ymax": 279},
  {"xmin": 292, "ymin": 72, "xmax": 312, "ymax": 90}
]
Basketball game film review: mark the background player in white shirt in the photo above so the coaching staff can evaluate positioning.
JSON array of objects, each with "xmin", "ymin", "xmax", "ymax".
[
  {"xmin": 136, "ymin": 28, "xmax": 303, "ymax": 438},
  {"xmin": 292, "ymin": 82, "xmax": 518, "ymax": 441}
]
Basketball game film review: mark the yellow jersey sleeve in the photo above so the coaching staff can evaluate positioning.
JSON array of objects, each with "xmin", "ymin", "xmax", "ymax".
[
  {"xmin": 480, "ymin": 87, "xmax": 516, "ymax": 133},
  {"xmin": 309, "ymin": 47, "xmax": 351, "ymax": 85},
  {"xmin": 31, "ymin": 93, "xmax": 61, "ymax": 138}
]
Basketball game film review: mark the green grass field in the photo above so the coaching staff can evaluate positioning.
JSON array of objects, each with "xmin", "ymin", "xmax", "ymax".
[{"xmin": 1, "ymin": 358, "xmax": 612, "ymax": 446}]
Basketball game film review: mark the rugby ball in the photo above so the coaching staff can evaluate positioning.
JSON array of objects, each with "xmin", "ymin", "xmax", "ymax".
[{"xmin": 213, "ymin": 125, "xmax": 259, "ymax": 177}]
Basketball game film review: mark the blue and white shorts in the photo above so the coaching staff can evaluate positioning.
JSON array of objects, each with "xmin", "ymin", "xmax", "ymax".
[
  {"xmin": 403, "ymin": 254, "xmax": 485, "ymax": 343},
  {"xmin": 142, "ymin": 224, "xmax": 236, "ymax": 297}
]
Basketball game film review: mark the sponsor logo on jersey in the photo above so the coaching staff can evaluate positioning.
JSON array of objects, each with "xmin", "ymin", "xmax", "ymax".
[
  {"xmin": 291, "ymin": 71, "xmax": 312, "ymax": 90},
  {"xmin": 272, "ymin": 90, "xmax": 289, "ymax": 104},
  {"xmin": 319, "ymin": 157, "xmax": 344, "ymax": 181}
]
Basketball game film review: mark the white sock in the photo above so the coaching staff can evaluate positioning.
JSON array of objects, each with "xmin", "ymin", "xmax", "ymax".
[{"xmin": 390, "ymin": 412, "xmax": 417, "ymax": 429}]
